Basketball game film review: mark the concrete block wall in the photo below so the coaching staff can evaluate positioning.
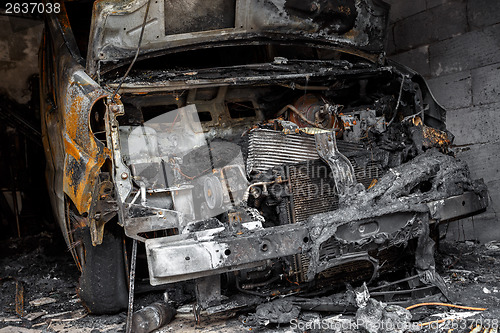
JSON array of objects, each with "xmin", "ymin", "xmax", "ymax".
[{"xmin": 385, "ymin": 0, "xmax": 500, "ymax": 242}]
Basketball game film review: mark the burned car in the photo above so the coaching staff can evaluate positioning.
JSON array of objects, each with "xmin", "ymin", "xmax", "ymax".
[{"xmin": 40, "ymin": 0, "xmax": 488, "ymax": 316}]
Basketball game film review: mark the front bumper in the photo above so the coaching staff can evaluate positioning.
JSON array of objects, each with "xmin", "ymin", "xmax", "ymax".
[{"xmin": 145, "ymin": 191, "xmax": 487, "ymax": 286}]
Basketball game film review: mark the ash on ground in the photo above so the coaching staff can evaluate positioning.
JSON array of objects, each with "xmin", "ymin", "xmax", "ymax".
[{"xmin": 1, "ymin": 232, "xmax": 500, "ymax": 333}]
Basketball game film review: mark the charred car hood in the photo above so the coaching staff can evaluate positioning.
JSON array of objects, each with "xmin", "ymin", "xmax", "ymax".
[{"xmin": 86, "ymin": 0, "xmax": 389, "ymax": 75}]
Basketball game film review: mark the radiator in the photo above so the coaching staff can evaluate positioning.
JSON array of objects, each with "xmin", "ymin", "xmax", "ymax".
[
  {"xmin": 246, "ymin": 128, "xmax": 364, "ymax": 175},
  {"xmin": 247, "ymin": 128, "xmax": 383, "ymax": 282}
]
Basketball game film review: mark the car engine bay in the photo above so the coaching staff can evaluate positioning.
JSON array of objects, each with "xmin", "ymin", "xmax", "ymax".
[{"xmin": 83, "ymin": 64, "xmax": 489, "ymax": 314}]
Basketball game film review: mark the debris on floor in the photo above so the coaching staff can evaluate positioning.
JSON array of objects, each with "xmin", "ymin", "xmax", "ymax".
[
  {"xmin": 23, "ymin": 311, "xmax": 45, "ymax": 322},
  {"xmin": 131, "ymin": 301, "xmax": 176, "ymax": 333},
  {"xmin": 356, "ymin": 299, "xmax": 412, "ymax": 333},
  {"xmin": 29, "ymin": 297, "xmax": 56, "ymax": 307},
  {"xmin": 1, "ymin": 232, "xmax": 500, "ymax": 332}
]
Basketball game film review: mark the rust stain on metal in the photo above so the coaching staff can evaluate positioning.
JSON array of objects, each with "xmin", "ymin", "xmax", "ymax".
[
  {"xmin": 65, "ymin": 95, "xmax": 84, "ymax": 142},
  {"xmin": 62, "ymin": 90, "xmax": 112, "ymax": 215},
  {"xmin": 423, "ymin": 125, "xmax": 451, "ymax": 150}
]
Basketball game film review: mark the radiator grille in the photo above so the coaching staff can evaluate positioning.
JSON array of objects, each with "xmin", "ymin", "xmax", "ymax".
[
  {"xmin": 285, "ymin": 158, "xmax": 382, "ymax": 282},
  {"xmin": 247, "ymin": 128, "xmax": 364, "ymax": 174},
  {"xmin": 287, "ymin": 160, "xmax": 339, "ymax": 223},
  {"xmin": 246, "ymin": 128, "xmax": 384, "ymax": 283}
]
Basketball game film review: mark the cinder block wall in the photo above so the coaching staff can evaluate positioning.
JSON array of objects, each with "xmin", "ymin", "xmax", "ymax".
[{"xmin": 386, "ymin": 0, "xmax": 500, "ymax": 242}]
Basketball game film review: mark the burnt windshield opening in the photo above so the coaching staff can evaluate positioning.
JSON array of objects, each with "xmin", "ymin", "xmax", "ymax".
[{"xmin": 102, "ymin": 44, "xmax": 372, "ymax": 79}]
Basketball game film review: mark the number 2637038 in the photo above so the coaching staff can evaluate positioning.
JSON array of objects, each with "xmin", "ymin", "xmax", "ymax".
[{"xmin": 5, "ymin": 3, "xmax": 61, "ymax": 14}]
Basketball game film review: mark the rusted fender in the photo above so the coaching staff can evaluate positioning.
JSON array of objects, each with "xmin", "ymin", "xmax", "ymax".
[{"xmin": 61, "ymin": 70, "xmax": 111, "ymax": 215}]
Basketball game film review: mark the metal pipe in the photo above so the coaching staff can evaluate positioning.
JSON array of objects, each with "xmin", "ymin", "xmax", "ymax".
[
  {"xmin": 140, "ymin": 183, "xmax": 147, "ymax": 206},
  {"xmin": 280, "ymin": 83, "xmax": 329, "ymax": 91},
  {"xmin": 125, "ymin": 239, "xmax": 138, "ymax": 333},
  {"xmin": 276, "ymin": 104, "xmax": 323, "ymax": 128}
]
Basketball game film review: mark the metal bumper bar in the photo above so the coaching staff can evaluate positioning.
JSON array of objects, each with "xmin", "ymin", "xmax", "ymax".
[{"xmin": 146, "ymin": 191, "xmax": 487, "ymax": 286}]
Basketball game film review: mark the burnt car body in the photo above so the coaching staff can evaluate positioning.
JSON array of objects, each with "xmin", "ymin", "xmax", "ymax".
[{"xmin": 40, "ymin": 0, "xmax": 488, "ymax": 314}]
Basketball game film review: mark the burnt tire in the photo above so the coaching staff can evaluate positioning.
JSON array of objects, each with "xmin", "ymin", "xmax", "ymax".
[{"xmin": 77, "ymin": 226, "xmax": 128, "ymax": 314}]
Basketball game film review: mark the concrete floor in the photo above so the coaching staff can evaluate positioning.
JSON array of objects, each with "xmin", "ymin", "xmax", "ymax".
[{"xmin": 1, "ymin": 232, "xmax": 500, "ymax": 333}]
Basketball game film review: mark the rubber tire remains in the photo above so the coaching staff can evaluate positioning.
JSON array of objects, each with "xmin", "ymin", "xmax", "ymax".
[{"xmin": 77, "ymin": 226, "xmax": 128, "ymax": 314}]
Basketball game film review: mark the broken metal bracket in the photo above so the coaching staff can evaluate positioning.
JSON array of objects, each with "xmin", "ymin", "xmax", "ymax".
[
  {"xmin": 414, "ymin": 214, "xmax": 435, "ymax": 272},
  {"xmin": 104, "ymin": 98, "xmax": 132, "ymax": 203},
  {"xmin": 88, "ymin": 173, "xmax": 118, "ymax": 245},
  {"xmin": 427, "ymin": 191, "xmax": 488, "ymax": 223},
  {"xmin": 195, "ymin": 275, "xmax": 223, "ymax": 310},
  {"xmin": 311, "ymin": 252, "xmax": 379, "ymax": 284},
  {"xmin": 306, "ymin": 212, "xmax": 424, "ymax": 282},
  {"xmin": 123, "ymin": 203, "xmax": 183, "ymax": 242},
  {"xmin": 314, "ymin": 130, "xmax": 356, "ymax": 196},
  {"xmin": 368, "ymin": 272, "xmax": 448, "ymax": 304},
  {"xmin": 414, "ymin": 213, "xmax": 452, "ymax": 301},
  {"xmin": 424, "ymin": 269, "xmax": 452, "ymax": 301}
]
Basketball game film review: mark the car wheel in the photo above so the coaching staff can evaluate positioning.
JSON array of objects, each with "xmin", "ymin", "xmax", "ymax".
[{"xmin": 76, "ymin": 225, "xmax": 129, "ymax": 314}]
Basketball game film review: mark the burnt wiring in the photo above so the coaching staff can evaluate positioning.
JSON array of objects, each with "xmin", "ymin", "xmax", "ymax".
[
  {"xmin": 406, "ymin": 302, "xmax": 487, "ymax": 311},
  {"xmin": 386, "ymin": 74, "xmax": 406, "ymax": 129},
  {"xmin": 401, "ymin": 109, "xmax": 425, "ymax": 123},
  {"xmin": 279, "ymin": 83, "xmax": 329, "ymax": 91},
  {"xmin": 112, "ymin": 0, "xmax": 152, "ymax": 102},
  {"xmin": 406, "ymin": 301, "xmax": 487, "ymax": 328}
]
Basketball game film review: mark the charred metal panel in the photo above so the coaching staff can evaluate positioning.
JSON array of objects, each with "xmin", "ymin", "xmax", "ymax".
[
  {"xmin": 61, "ymin": 77, "xmax": 111, "ymax": 215},
  {"xmin": 334, "ymin": 212, "xmax": 418, "ymax": 244},
  {"xmin": 163, "ymin": 0, "xmax": 236, "ymax": 35},
  {"xmin": 427, "ymin": 191, "xmax": 488, "ymax": 222},
  {"xmin": 195, "ymin": 275, "xmax": 223, "ymax": 309},
  {"xmin": 146, "ymin": 222, "xmax": 310, "ymax": 284},
  {"xmin": 43, "ymin": 7, "xmax": 113, "ymax": 219},
  {"xmin": 123, "ymin": 203, "xmax": 183, "ymax": 242},
  {"xmin": 88, "ymin": 173, "xmax": 118, "ymax": 245},
  {"xmin": 87, "ymin": 0, "xmax": 389, "ymax": 74}
]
